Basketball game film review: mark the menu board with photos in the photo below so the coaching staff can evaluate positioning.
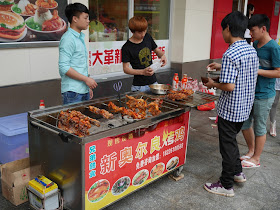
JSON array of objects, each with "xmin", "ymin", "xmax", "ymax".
[
  {"xmin": 84, "ymin": 112, "xmax": 190, "ymax": 210},
  {"xmin": 0, "ymin": 0, "xmax": 68, "ymax": 45}
]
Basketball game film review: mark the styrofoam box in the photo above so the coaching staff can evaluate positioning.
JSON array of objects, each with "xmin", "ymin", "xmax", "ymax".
[{"xmin": 0, "ymin": 113, "xmax": 29, "ymax": 164}]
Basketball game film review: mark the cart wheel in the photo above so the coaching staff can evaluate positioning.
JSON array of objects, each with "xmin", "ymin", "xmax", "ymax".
[{"xmin": 173, "ymin": 166, "xmax": 183, "ymax": 177}]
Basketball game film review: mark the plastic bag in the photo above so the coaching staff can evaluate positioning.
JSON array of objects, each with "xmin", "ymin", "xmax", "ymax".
[{"xmin": 150, "ymin": 61, "xmax": 162, "ymax": 72}]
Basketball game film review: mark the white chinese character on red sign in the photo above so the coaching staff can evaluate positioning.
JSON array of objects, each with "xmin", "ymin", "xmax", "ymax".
[
  {"xmin": 156, "ymin": 153, "xmax": 160, "ymax": 160},
  {"xmin": 100, "ymin": 152, "xmax": 117, "ymax": 175},
  {"xmin": 162, "ymin": 130, "xmax": 175, "ymax": 147},
  {"xmin": 135, "ymin": 142, "xmax": 148, "ymax": 159},
  {"xmin": 150, "ymin": 136, "xmax": 161, "ymax": 154},
  {"xmin": 136, "ymin": 162, "xmax": 140, "ymax": 170},
  {"xmin": 175, "ymin": 126, "xmax": 185, "ymax": 141},
  {"xmin": 118, "ymin": 146, "xmax": 133, "ymax": 168}
]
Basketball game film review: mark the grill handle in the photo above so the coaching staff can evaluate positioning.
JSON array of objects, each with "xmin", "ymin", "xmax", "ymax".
[{"xmin": 30, "ymin": 121, "xmax": 71, "ymax": 143}]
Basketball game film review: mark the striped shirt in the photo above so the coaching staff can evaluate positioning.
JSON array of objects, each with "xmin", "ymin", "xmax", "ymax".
[{"xmin": 217, "ymin": 40, "xmax": 259, "ymax": 122}]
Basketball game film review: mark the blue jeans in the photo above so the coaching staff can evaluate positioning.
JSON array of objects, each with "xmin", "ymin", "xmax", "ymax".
[
  {"xmin": 62, "ymin": 91, "xmax": 90, "ymax": 105},
  {"xmin": 131, "ymin": 82, "xmax": 158, "ymax": 93}
]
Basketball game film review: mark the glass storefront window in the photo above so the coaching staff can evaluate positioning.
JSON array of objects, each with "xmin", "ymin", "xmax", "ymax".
[
  {"xmin": 134, "ymin": 0, "xmax": 170, "ymax": 40},
  {"xmin": 89, "ymin": 0, "xmax": 128, "ymax": 42}
]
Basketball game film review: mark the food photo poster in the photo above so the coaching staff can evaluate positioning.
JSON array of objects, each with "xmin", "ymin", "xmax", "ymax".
[{"xmin": 0, "ymin": 0, "xmax": 68, "ymax": 45}]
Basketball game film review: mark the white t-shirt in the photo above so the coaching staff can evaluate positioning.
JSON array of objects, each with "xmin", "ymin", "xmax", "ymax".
[{"xmin": 244, "ymin": 29, "xmax": 251, "ymax": 39}]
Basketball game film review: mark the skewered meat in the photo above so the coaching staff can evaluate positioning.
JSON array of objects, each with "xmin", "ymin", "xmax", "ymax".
[
  {"xmin": 57, "ymin": 110, "xmax": 100, "ymax": 137},
  {"xmin": 108, "ymin": 102, "xmax": 144, "ymax": 119},
  {"xmin": 126, "ymin": 95, "xmax": 147, "ymax": 117},
  {"xmin": 147, "ymin": 99, "xmax": 163, "ymax": 116},
  {"xmin": 126, "ymin": 95, "xmax": 147, "ymax": 110},
  {"xmin": 88, "ymin": 105, "xmax": 113, "ymax": 119}
]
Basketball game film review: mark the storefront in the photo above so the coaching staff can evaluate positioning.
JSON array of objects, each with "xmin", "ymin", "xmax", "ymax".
[
  {"xmin": 87, "ymin": 0, "xmax": 171, "ymax": 77},
  {"xmin": 1, "ymin": 0, "xmax": 280, "ymax": 117}
]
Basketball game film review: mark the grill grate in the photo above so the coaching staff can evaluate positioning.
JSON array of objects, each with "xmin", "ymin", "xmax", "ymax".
[
  {"xmin": 163, "ymin": 91, "xmax": 219, "ymax": 107},
  {"xmin": 40, "ymin": 93, "xmax": 185, "ymax": 137}
]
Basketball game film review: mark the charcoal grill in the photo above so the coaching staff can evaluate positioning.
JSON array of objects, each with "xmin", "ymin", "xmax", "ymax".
[
  {"xmin": 28, "ymin": 92, "xmax": 192, "ymax": 210},
  {"xmin": 29, "ymin": 93, "xmax": 189, "ymax": 140}
]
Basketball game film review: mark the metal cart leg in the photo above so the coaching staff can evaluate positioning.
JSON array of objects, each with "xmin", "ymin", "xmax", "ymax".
[{"xmin": 172, "ymin": 166, "xmax": 183, "ymax": 177}]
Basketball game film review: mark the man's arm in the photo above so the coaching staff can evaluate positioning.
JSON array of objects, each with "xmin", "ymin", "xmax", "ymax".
[
  {"xmin": 66, "ymin": 68, "xmax": 97, "ymax": 89},
  {"xmin": 154, "ymin": 48, "xmax": 167, "ymax": 66},
  {"xmin": 123, "ymin": 62, "xmax": 154, "ymax": 76},
  {"xmin": 205, "ymin": 78, "xmax": 235, "ymax": 91},
  {"xmin": 258, "ymin": 68, "xmax": 280, "ymax": 78},
  {"xmin": 59, "ymin": 37, "xmax": 97, "ymax": 90}
]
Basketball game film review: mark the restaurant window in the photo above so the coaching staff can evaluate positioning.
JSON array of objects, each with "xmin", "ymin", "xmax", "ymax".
[
  {"xmin": 89, "ymin": 0, "xmax": 128, "ymax": 42},
  {"xmin": 134, "ymin": 0, "xmax": 170, "ymax": 40},
  {"xmin": 88, "ymin": 0, "xmax": 171, "ymax": 77}
]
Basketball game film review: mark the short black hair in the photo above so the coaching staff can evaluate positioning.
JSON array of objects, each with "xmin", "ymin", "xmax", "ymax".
[
  {"xmin": 221, "ymin": 11, "xmax": 248, "ymax": 39},
  {"xmin": 248, "ymin": 14, "xmax": 270, "ymax": 32},
  {"xmin": 65, "ymin": 3, "xmax": 89, "ymax": 24}
]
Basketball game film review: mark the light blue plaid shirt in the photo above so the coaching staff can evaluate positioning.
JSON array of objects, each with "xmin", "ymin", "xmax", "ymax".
[
  {"xmin": 217, "ymin": 40, "xmax": 259, "ymax": 122},
  {"xmin": 59, "ymin": 28, "xmax": 89, "ymax": 94}
]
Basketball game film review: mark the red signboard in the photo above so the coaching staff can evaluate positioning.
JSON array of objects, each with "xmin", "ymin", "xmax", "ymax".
[{"xmin": 85, "ymin": 112, "xmax": 190, "ymax": 210}]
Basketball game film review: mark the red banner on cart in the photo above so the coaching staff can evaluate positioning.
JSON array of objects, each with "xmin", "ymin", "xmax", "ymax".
[{"xmin": 85, "ymin": 112, "xmax": 190, "ymax": 210}]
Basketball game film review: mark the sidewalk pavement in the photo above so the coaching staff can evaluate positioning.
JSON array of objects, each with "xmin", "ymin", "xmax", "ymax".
[{"xmin": 0, "ymin": 108, "xmax": 279, "ymax": 210}]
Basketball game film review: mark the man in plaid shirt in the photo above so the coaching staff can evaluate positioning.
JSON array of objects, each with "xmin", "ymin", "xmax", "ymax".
[{"xmin": 203, "ymin": 11, "xmax": 259, "ymax": 197}]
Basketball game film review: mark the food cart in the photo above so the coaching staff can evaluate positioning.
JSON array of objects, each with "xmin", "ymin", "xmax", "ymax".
[{"xmin": 28, "ymin": 91, "xmax": 218, "ymax": 210}]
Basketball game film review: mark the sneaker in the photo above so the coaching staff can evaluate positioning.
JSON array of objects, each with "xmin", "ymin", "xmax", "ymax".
[
  {"xmin": 234, "ymin": 172, "xmax": 246, "ymax": 183},
  {"xmin": 204, "ymin": 181, "xmax": 234, "ymax": 197},
  {"xmin": 270, "ymin": 121, "xmax": 277, "ymax": 137}
]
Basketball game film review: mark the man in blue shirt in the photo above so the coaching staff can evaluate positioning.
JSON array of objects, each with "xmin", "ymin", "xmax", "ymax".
[
  {"xmin": 204, "ymin": 11, "xmax": 258, "ymax": 197},
  {"xmin": 59, "ymin": 3, "xmax": 97, "ymax": 105},
  {"xmin": 240, "ymin": 14, "xmax": 280, "ymax": 168}
]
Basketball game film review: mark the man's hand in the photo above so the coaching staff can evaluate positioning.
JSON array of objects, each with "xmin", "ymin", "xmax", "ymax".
[
  {"xmin": 207, "ymin": 62, "xmax": 221, "ymax": 71},
  {"xmin": 143, "ymin": 67, "xmax": 154, "ymax": 76},
  {"xmin": 160, "ymin": 55, "xmax": 167, "ymax": 67},
  {"xmin": 85, "ymin": 77, "xmax": 98, "ymax": 89},
  {"xmin": 89, "ymin": 88, "xmax": 93, "ymax": 99},
  {"xmin": 205, "ymin": 78, "xmax": 215, "ymax": 89}
]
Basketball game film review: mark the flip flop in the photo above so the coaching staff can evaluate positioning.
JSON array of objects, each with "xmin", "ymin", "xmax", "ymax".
[
  {"xmin": 242, "ymin": 160, "xmax": 260, "ymax": 168},
  {"xmin": 240, "ymin": 155, "xmax": 251, "ymax": 161}
]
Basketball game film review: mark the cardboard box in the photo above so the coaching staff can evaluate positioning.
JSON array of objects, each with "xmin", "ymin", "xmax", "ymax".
[{"xmin": 1, "ymin": 158, "xmax": 42, "ymax": 206}]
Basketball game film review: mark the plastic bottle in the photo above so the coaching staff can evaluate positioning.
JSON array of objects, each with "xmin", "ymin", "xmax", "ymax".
[
  {"xmin": 172, "ymin": 73, "xmax": 179, "ymax": 90},
  {"xmin": 181, "ymin": 74, "xmax": 188, "ymax": 90},
  {"xmin": 39, "ymin": 100, "xmax": 45, "ymax": 109}
]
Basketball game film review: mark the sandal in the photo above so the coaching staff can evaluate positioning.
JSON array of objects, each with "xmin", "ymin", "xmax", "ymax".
[
  {"xmin": 240, "ymin": 155, "xmax": 252, "ymax": 161},
  {"xmin": 242, "ymin": 160, "xmax": 260, "ymax": 168}
]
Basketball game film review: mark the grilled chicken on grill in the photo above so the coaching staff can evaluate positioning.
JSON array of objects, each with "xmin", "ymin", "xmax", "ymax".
[
  {"xmin": 126, "ymin": 95, "xmax": 147, "ymax": 117},
  {"xmin": 168, "ymin": 89, "xmax": 194, "ymax": 101},
  {"xmin": 108, "ymin": 102, "xmax": 144, "ymax": 119},
  {"xmin": 57, "ymin": 110, "xmax": 100, "ymax": 137},
  {"xmin": 147, "ymin": 99, "xmax": 163, "ymax": 116},
  {"xmin": 88, "ymin": 105, "xmax": 113, "ymax": 119}
]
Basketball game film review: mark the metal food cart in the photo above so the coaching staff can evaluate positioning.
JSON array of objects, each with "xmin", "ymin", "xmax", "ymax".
[{"xmin": 28, "ymin": 92, "xmax": 217, "ymax": 210}]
